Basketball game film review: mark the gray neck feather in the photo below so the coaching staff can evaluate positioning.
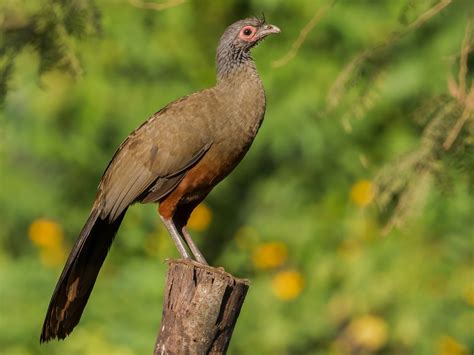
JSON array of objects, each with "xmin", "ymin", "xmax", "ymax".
[{"xmin": 216, "ymin": 43, "xmax": 256, "ymax": 82}]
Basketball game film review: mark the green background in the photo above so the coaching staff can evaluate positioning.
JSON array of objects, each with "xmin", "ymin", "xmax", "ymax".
[{"xmin": 1, "ymin": 0, "xmax": 473, "ymax": 354}]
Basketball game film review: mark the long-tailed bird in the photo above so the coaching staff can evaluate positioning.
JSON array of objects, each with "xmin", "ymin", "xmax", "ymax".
[{"xmin": 41, "ymin": 17, "xmax": 280, "ymax": 342}]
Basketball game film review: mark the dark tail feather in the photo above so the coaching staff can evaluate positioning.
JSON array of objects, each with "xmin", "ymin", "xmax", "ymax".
[{"xmin": 40, "ymin": 208, "xmax": 126, "ymax": 342}]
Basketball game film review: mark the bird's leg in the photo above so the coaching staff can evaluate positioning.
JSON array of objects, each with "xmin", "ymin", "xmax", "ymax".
[
  {"xmin": 180, "ymin": 226, "xmax": 208, "ymax": 265},
  {"xmin": 159, "ymin": 215, "xmax": 191, "ymax": 259}
]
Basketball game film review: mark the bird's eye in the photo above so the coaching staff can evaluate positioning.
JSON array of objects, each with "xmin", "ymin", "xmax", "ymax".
[
  {"xmin": 239, "ymin": 26, "xmax": 256, "ymax": 41},
  {"xmin": 243, "ymin": 28, "xmax": 253, "ymax": 36}
]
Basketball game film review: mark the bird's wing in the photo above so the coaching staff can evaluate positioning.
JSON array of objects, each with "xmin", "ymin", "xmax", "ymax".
[{"xmin": 96, "ymin": 107, "xmax": 213, "ymax": 221}]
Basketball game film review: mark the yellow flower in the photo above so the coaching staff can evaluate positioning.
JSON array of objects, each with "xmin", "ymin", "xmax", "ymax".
[
  {"xmin": 28, "ymin": 219, "xmax": 64, "ymax": 248},
  {"xmin": 350, "ymin": 179, "xmax": 375, "ymax": 207},
  {"xmin": 187, "ymin": 204, "xmax": 212, "ymax": 231},
  {"xmin": 437, "ymin": 336, "xmax": 468, "ymax": 355},
  {"xmin": 40, "ymin": 244, "xmax": 66, "ymax": 267},
  {"xmin": 252, "ymin": 242, "xmax": 288, "ymax": 270},
  {"xmin": 346, "ymin": 314, "xmax": 388, "ymax": 351},
  {"xmin": 272, "ymin": 270, "xmax": 304, "ymax": 300}
]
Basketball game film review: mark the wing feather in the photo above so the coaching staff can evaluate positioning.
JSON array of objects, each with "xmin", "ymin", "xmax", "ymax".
[{"xmin": 97, "ymin": 104, "xmax": 213, "ymax": 221}]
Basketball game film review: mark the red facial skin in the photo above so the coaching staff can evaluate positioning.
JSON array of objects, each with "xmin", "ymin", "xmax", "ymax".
[{"xmin": 238, "ymin": 25, "xmax": 257, "ymax": 42}]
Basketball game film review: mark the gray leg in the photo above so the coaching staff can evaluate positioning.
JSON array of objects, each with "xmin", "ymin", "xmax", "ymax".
[
  {"xmin": 159, "ymin": 215, "xmax": 191, "ymax": 259},
  {"xmin": 181, "ymin": 226, "xmax": 208, "ymax": 265}
]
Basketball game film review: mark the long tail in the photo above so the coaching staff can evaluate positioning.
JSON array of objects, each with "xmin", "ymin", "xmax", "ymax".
[{"xmin": 40, "ymin": 207, "xmax": 126, "ymax": 342}]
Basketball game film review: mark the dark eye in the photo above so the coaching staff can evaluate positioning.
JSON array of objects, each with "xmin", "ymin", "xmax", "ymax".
[{"xmin": 243, "ymin": 28, "xmax": 252, "ymax": 36}]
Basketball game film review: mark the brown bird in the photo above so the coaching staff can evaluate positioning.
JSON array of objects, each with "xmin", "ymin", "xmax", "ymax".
[{"xmin": 40, "ymin": 17, "xmax": 280, "ymax": 342}]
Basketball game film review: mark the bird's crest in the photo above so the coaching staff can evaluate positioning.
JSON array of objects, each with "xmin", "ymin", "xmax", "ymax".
[{"xmin": 253, "ymin": 13, "xmax": 266, "ymax": 27}]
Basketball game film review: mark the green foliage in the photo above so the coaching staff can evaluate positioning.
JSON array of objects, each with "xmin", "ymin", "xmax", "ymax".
[
  {"xmin": 1, "ymin": 0, "xmax": 473, "ymax": 354},
  {"xmin": 0, "ymin": 0, "xmax": 101, "ymax": 104}
]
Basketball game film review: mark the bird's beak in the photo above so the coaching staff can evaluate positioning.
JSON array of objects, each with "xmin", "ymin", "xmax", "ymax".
[{"xmin": 255, "ymin": 24, "xmax": 281, "ymax": 40}]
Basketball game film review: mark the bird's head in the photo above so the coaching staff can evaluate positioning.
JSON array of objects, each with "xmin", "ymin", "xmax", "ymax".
[
  {"xmin": 216, "ymin": 17, "xmax": 280, "ymax": 78},
  {"xmin": 220, "ymin": 17, "xmax": 281, "ymax": 52}
]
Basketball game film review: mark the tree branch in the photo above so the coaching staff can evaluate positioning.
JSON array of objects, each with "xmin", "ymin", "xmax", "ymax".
[
  {"xmin": 154, "ymin": 259, "xmax": 249, "ymax": 354},
  {"xmin": 272, "ymin": 2, "xmax": 334, "ymax": 68},
  {"xmin": 443, "ymin": 21, "xmax": 474, "ymax": 150},
  {"xmin": 327, "ymin": 0, "xmax": 452, "ymax": 109}
]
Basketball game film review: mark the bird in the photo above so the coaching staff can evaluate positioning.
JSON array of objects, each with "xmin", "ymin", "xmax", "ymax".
[{"xmin": 40, "ymin": 17, "xmax": 280, "ymax": 342}]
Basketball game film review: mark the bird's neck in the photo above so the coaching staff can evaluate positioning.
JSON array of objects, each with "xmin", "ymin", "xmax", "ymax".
[
  {"xmin": 216, "ymin": 45, "xmax": 259, "ymax": 84},
  {"xmin": 215, "ymin": 46, "xmax": 265, "ymax": 117},
  {"xmin": 216, "ymin": 62, "xmax": 261, "ymax": 90}
]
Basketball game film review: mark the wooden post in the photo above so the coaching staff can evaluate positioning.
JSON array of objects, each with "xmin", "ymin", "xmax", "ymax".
[{"xmin": 154, "ymin": 259, "xmax": 250, "ymax": 354}]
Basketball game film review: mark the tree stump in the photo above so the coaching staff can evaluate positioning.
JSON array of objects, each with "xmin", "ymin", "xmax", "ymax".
[{"xmin": 154, "ymin": 259, "xmax": 250, "ymax": 354}]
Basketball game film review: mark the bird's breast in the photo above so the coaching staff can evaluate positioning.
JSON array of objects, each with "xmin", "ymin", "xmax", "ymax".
[
  {"xmin": 158, "ymin": 73, "xmax": 267, "ymax": 211},
  {"xmin": 214, "ymin": 92, "xmax": 264, "ymax": 161}
]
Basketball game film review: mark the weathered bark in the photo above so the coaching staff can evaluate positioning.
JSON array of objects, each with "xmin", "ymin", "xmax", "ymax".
[{"xmin": 154, "ymin": 259, "xmax": 250, "ymax": 355}]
